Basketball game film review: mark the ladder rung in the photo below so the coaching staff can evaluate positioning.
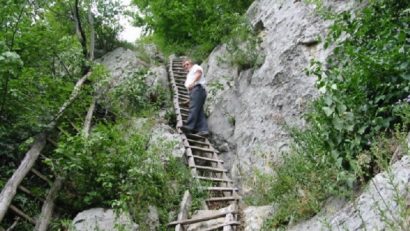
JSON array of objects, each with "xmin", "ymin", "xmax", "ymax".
[
  {"xmin": 168, "ymin": 210, "xmax": 237, "ymax": 226},
  {"xmin": 186, "ymin": 133, "xmax": 207, "ymax": 139},
  {"xmin": 203, "ymin": 221, "xmax": 241, "ymax": 231},
  {"xmin": 204, "ymin": 187, "xmax": 238, "ymax": 192},
  {"xmin": 187, "ymin": 139, "xmax": 210, "ymax": 146},
  {"xmin": 194, "ymin": 165, "xmax": 227, "ymax": 173},
  {"xmin": 186, "ymin": 145, "xmax": 218, "ymax": 153},
  {"xmin": 18, "ymin": 185, "xmax": 45, "ymax": 202},
  {"xmin": 192, "ymin": 155, "xmax": 223, "ymax": 163},
  {"xmin": 195, "ymin": 176, "xmax": 232, "ymax": 183},
  {"xmin": 9, "ymin": 205, "xmax": 36, "ymax": 224},
  {"xmin": 205, "ymin": 196, "xmax": 239, "ymax": 202},
  {"xmin": 31, "ymin": 168, "xmax": 52, "ymax": 185}
]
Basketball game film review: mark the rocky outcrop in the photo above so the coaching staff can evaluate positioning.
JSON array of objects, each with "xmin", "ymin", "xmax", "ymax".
[
  {"xmin": 203, "ymin": 0, "xmax": 356, "ymax": 192},
  {"xmin": 287, "ymin": 155, "xmax": 410, "ymax": 231},
  {"xmin": 243, "ymin": 206, "xmax": 275, "ymax": 231},
  {"xmin": 72, "ymin": 208, "xmax": 139, "ymax": 231}
]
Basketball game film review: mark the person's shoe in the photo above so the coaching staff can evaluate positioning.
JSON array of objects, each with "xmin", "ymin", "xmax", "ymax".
[
  {"xmin": 196, "ymin": 131, "xmax": 209, "ymax": 136},
  {"xmin": 179, "ymin": 125, "xmax": 193, "ymax": 134}
]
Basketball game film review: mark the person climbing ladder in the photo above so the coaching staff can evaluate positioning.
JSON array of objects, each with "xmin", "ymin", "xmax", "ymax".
[{"xmin": 179, "ymin": 59, "xmax": 209, "ymax": 136}]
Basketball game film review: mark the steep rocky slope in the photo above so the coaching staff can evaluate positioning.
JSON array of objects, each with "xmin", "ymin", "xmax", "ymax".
[
  {"xmin": 202, "ymin": 0, "xmax": 410, "ymax": 230},
  {"xmin": 203, "ymin": 0, "xmax": 356, "ymax": 192}
]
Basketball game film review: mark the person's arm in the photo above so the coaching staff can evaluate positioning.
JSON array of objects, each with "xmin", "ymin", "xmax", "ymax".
[{"xmin": 188, "ymin": 70, "xmax": 202, "ymax": 90}]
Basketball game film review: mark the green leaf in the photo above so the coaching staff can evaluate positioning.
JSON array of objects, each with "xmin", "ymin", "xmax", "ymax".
[{"xmin": 322, "ymin": 106, "xmax": 334, "ymax": 116}]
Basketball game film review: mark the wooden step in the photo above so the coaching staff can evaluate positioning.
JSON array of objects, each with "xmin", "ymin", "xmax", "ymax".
[
  {"xmin": 186, "ymin": 145, "xmax": 218, "ymax": 153},
  {"xmin": 31, "ymin": 168, "xmax": 52, "ymax": 185},
  {"xmin": 195, "ymin": 176, "xmax": 232, "ymax": 183},
  {"xmin": 186, "ymin": 133, "xmax": 207, "ymax": 139},
  {"xmin": 177, "ymin": 95, "xmax": 189, "ymax": 99},
  {"xmin": 192, "ymin": 155, "xmax": 223, "ymax": 163},
  {"xmin": 194, "ymin": 165, "xmax": 227, "ymax": 173},
  {"xmin": 168, "ymin": 210, "xmax": 237, "ymax": 226},
  {"xmin": 204, "ymin": 187, "xmax": 238, "ymax": 192},
  {"xmin": 187, "ymin": 139, "xmax": 210, "ymax": 146},
  {"xmin": 177, "ymin": 87, "xmax": 188, "ymax": 92},
  {"xmin": 203, "ymin": 221, "xmax": 241, "ymax": 231},
  {"xmin": 205, "ymin": 196, "xmax": 239, "ymax": 203}
]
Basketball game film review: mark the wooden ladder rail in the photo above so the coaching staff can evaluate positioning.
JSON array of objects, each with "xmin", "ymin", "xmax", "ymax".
[
  {"xmin": 0, "ymin": 71, "xmax": 93, "ymax": 230},
  {"xmin": 168, "ymin": 57, "xmax": 241, "ymax": 231}
]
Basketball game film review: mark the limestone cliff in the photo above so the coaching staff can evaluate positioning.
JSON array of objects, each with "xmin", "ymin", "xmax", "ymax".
[{"xmin": 203, "ymin": 0, "xmax": 356, "ymax": 192}]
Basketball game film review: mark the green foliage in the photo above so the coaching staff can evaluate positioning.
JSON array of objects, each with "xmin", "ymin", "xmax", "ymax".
[
  {"xmin": 97, "ymin": 67, "xmax": 170, "ymax": 116},
  {"xmin": 132, "ymin": 0, "xmax": 254, "ymax": 60},
  {"xmin": 305, "ymin": 0, "xmax": 410, "ymax": 169},
  {"xmin": 248, "ymin": 0, "xmax": 410, "ymax": 228},
  {"xmin": 224, "ymin": 17, "xmax": 265, "ymax": 70},
  {"xmin": 52, "ymin": 120, "xmax": 199, "ymax": 228}
]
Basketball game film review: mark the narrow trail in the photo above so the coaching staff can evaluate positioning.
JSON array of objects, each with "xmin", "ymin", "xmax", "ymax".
[{"xmin": 168, "ymin": 57, "xmax": 242, "ymax": 231}]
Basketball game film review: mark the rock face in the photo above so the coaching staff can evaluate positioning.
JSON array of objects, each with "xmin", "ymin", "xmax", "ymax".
[
  {"xmin": 72, "ymin": 208, "xmax": 139, "ymax": 231},
  {"xmin": 243, "ymin": 206, "xmax": 275, "ymax": 231},
  {"xmin": 203, "ymin": 0, "xmax": 355, "ymax": 192},
  {"xmin": 287, "ymin": 155, "xmax": 410, "ymax": 231}
]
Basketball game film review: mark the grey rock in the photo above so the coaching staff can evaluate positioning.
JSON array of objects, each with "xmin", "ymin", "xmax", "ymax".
[
  {"xmin": 287, "ymin": 156, "xmax": 410, "ymax": 231},
  {"xmin": 243, "ymin": 206, "xmax": 275, "ymax": 231},
  {"xmin": 148, "ymin": 123, "xmax": 185, "ymax": 159},
  {"xmin": 203, "ymin": 0, "xmax": 356, "ymax": 191},
  {"xmin": 146, "ymin": 206, "xmax": 160, "ymax": 231},
  {"xmin": 72, "ymin": 208, "xmax": 138, "ymax": 231}
]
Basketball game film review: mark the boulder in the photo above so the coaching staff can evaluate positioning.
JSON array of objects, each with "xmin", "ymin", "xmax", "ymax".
[
  {"xmin": 72, "ymin": 208, "xmax": 138, "ymax": 231},
  {"xmin": 148, "ymin": 123, "xmax": 185, "ymax": 159},
  {"xmin": 243, "ymin": 206, "xmax": 275, "ymax": 231}
]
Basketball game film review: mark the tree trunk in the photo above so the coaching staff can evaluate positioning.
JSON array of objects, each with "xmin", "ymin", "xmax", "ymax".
[
  {"xmin": 34, "ymin": 176, "xmax": 64, "ymax": 231},
  {"xmin": 72, "ymin": 0, "xmax": 88, "ymax": 73},
  {"xmin": 88, "ymin": 1, "xmax": 95, "ymax": 61},
  {"xmin": 0, "ymin": 133, "xmax": 46, "ymax": 222},
  {"xmin": 83, "ymin": 97, "xmax": 96, "ymax": 137}
]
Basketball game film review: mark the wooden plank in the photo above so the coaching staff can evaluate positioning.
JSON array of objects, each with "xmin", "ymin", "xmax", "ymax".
[
  {"xmin": 18, "ymin": 185, "xmax": 45, "ymax": 202},
  {"xmin": 9, "ymin": 205, "xmax": 35, "ymax": 224},
  {"xmin": 47, "ymin": 71, "xmax": 91, "ymax": 128},
  {"xmin": 195, "ymin": 176, "xmax": 232, "ymax": 183},
  {"xmin": 194, "ymin": 166, "xmax": 227, "ymax": 173},
  {"xmin": 186, "ymin": 146, "xmax": 218, "ymax": 153},
  {"xmin": 5, "ymin": 217, "xmax": 20, "ymax": 231},
  {"xmin": 0, "ymin": 133, "xmax": 46, "ymax": 222},
  {"xmin": 205, "ymin": 197, "xmax": 239, "ymax": 203},
  {"xmin": 175, "ymin": 190, "xmax": 191, "ymax": 231},
  {"xmin": 46, "ymin": 138, "xmax": 58, "ymax": 147},
  {"xmin": 203, "ymin": 187, "xmax": 238, "ymax": 192},
  {"xmin": 168, "ymin": 210, "xmax": 237, "ymax": 226},
  {"xmin": 192, "ymin": 155, "xmax": 223, "ymax": 163},
  {"xmin": 69, "ymin": 121, "xmax": 80, "ymax": 132},
  {"xmin": 31, "ymin": 168, "xmax": 52, "ymax": 185},
  {"xmin": 83, "ymin": 97, "xmax": 96, "ymax": 137},
  {"xmin": 203, "ymin": 221, "xmax": 241, "ymax": 231},
  {"xmin": 187, "ymin": 139, "xmax": 209, "ymax": 146},
  {"xmin": 35, "ymin": 176, "xmax": 64, "ymax": 231}
]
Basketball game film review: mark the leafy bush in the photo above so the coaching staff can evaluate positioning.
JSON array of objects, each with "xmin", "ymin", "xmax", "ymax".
[{"xmin": 52, "ymin": 120, "xmax": 197, "ymax": 227}]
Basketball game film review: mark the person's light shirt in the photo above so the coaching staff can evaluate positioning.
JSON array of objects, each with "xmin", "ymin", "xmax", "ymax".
[{"xmin": 184, "ymin": 64, "xmax": 206, "ymax": 88}]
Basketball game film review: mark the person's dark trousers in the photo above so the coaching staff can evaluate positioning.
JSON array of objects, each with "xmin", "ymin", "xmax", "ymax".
[{"xmin": 185, "ymin": 85, "xmax": 208, "ymax": 132}]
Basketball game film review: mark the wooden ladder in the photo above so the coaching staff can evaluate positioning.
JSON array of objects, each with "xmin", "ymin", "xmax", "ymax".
[
  {"xmin": 0, "ymin": 72, "xmax": 93, "ymax": 231},
  {"xmin": 168, "ymin": 57, "xmax": 241, "ymax": 231}
]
